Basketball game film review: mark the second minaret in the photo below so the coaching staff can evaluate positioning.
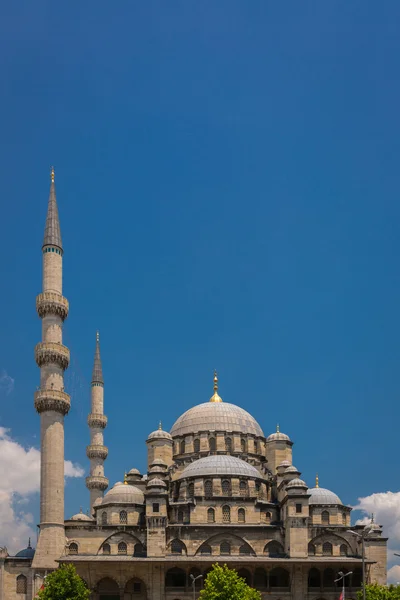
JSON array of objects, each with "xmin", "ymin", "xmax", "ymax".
[{"xmin": 86, "ymin": 332, "xmax": 109, "ymax": 512}]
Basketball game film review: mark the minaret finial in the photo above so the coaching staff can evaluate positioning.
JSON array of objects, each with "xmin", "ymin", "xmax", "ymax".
[
  {"xmin": 92, "ymin": 330, "xmax": 104, "ymax": 384},
  {"xmin": 276, "ymin": 424, "xmax": 280, "ymax": 433},
  {"xmin": 158, "ymin": 420, "xmax": 162, "ymax": 430},
  {"xmin": 315, "ymin": 473, "xmax": 319, "ymax": 488},
  {"xmin": 50, "ymin": 166, "xmax": 55, "ymax": 183},
  {"xmin": 210, "ymin": 370, "xmax": 223, "ymax": 402},
  {"xmin": 96, "ymin": 330, "xmax": 100, "ymax": 343},
  {"xmin": 124, "ymin": 472, "xmax": 128, "ymax": 485},
  {"xmin": 28, "ymin": 537, "xmax": 31, "ymax": 549},
  {"xmin": 371, "ymin": 513, "xmax": 374, "ymax": 524}
]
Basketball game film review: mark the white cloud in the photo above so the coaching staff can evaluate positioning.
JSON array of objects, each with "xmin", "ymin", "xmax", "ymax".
[
  {"xmin": 0, "ymin": 427, "xmax": 84, "ymax": 554},
  {"xmin": 0, "ymin": 370, "xmax": 14, "ymax": 396},
  {"xmin": 353, "ymin": 490, "xmax": 400, "ymax": 584}
]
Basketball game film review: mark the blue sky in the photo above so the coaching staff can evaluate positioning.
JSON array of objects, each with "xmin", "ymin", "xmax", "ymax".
[{"xmin": 1, "ymin": 0, "xmax": 400, "ymax": 573}]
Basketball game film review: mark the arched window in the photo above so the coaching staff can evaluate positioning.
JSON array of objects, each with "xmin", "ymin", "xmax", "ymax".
[
  {"xmin": 322, "ymin": 542, "xmax": 333, "ymax": 556},
  {"xmin": 194, "ymin": 438, "xmax": 200, "ymax": 453},
  {"xmin": 239, "ymin": 544, "xmax": 252, "ymax": 555},
  {"xmin": 308, "ymin": 568, "xmax": 321, "ymax": 588},
  {"xmin": 342, "ymin": 512, "xmax": 347, "ymax": 525},
  {"xmin": 101, "ymin": 511, "xmax": 107, "ymax": 525},
  {"xmin": 308, "ymin": 543, "xmax": 316, "ymax": 555},
  {"xmin": 238, "ymin": 508, "xmax": 246, "ymax": 523},
  {"xmin": 68, "ymin": 542, "xmax": 78, "ymax": 555},
  {"xmin": 177, "ymin": 509, "xmax": 184, "ymax": 523},
  {"xmin": 180, "ymin": 440, "xmax": 185, "ymax": 454},
  {"xmin": 254, "ymin": 568, "xmax": 267, "ymax": 589},
  {"xmin": 264, "ymin": 541, "xmax": 284, "ymax": 557},
  {"xmin": 165, "ymin": 568, "xmax": 186, "ymax": 588},
  {"xmin": 188, "ymin": 482, "xmax": 194, "ymax": 498},
  {"xmin": 238, "ymin": 568, "xmax": 252, "ymax": 585},
  {"xmin": 205, "ymin": 479, "xmax": 213, "ymax": 497},
  {"xmin": 119, "ymin": 510, "xmax": 127, "ymax": 524},
  {"xmin": 102, "ymin": 543, "xmax": 111, "ymax": 555},
  {"xmin": 134, "ymin": 543, "xmax": 146, "ymax": 557},
  {"xmin": 118, "ymin": 541, "xmax": 127, "ymax": 555},
  {"xmin": 269, "ymin": 567, "xmax": 290, "ymax": 588},
  {"xmin": 16, "ymin": 575, "xmax": 27, "ymax": 594},
  {"xmin": 220, "ymin": 541, "xmax": 231, "ymax": 555},
  {"xmin": 222, "ymin": 479, "xmax": 231, "ymax": 495},
  {"xmin": 321, "ymin": 510, "xmax": 330, "ymax": 525},
  {"xmin": 207, "ymin": 508, "xmax": 215, "ymax": 523},
  {"xmin": 171, "ymin": 539, "xmax": 185, "ymax": 555},
  {"xmin": 225, "ymin": 437, "xmax": 232, "ymax": 452},
  {"xmin": 209, "ymin": 437, "xmax": 216, "ymax": 452},
  {"xmin": 222, "ymin": 505, "xmax": 231, "ymax": 523},
  {"xmin": 265, "ymin": 511, "xmax": 272, "ymax": 523},
  {"xmin": 200, "ymin": 543, "xmax": 212, "ymax": 555},
  {"xmin": 241, "ymin": 438, "xmax": 246, "ymax": 452},
  {"xmin": 340, "ymin": 544, "xmax": 348, "ymax": 556},
  {"xmin": 239, "ymin": 480, "xmax": 247, "ymax": 495}
]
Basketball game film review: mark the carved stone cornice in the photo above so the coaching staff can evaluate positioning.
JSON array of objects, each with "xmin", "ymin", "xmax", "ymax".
[
  {"xmin": 87, "ymin": 413, "xmax": 108, "ymax": 429},
  {"xmin": 86, "ymin": 445, "xmax": 108, "ymax": 460},
  {"xmin": 35, "ymin": 342, "xmax": 70, "ymax": 370},
  {"xmin": 86, "ymin": 475, "xmax": 109, "ymax": 491},
  {"xmin": 36, "ymin": 292, "xmax": 69, "ymax": 321},
  {"xmin": 34, "ymin": 389, "xmax": 71, "ymax": 415}
]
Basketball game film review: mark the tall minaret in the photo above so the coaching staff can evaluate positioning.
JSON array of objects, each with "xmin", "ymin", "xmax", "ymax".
[
  {"xmin": 32, "ymin": 168, "xmax": 70, "ymax": 569},
  {"xmin": 86, "ymin": 332, "xmax": 108, "ymax": 513}
]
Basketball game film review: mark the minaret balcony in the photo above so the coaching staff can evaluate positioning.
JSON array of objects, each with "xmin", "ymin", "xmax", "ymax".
[
  {"xmin": 86, "ymin": 444, "xmax": 108, "ymax": 460},
  {"xmin": 34, "ymin": 389, "xmax": 71, "ymax": 415},
  {"xmin": 86, "ymin": 475, "xmax": 109, "ymax": 491},
  {"xmin": 35, "ymin": 342, "xmax": 70, "ymax": 370},
  {"xmin": 36, "ymin": 292, "xmax": 69, "ymax": 320},
  {"xmin": 87, "ymin": 413, "xmax": 108, "ymax": 429}
]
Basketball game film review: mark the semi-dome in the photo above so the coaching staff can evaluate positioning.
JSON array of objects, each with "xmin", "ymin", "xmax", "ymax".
[
  {"xmin": 70, "ymin": 508, "xmax": 94, "ymax": 521},
  {"xmin": 147, "ymin": 422, "xmax": 172, "ymax": 441},
  {"xmin": 267, "ymin": 425, "xmax": 291, "ymax": 442},
  {"xmin": 102, "ymin": 482, "xmax": 144, "ymax": 505},
  {"xmin": 15, "ymin": 540, "xmax": 35, "ymax": 559},
  {"xmin": 177, "ymin": 455, "xmax": 263, "ymax": 480},
  {"xmin": 171, "ymin": 402, "xmax": 263, "ymax": 438},
  {"xmin": 308, "ymin": 487, "xmax": 342, "ymax": 505}
]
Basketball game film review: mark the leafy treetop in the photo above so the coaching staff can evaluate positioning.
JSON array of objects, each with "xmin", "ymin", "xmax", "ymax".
[
  {"xmin": 199, "ymin": 563, "xmax": 261, "ymax": 600},
  {"xmin": 38, "ymin": 563, "xmax": 90, "ymax": 600}
]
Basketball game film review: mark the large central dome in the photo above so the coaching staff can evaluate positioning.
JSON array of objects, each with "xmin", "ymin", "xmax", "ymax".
[{"xmin": 170, "ymin": 401, "xmax": 264, "ymax": 437}]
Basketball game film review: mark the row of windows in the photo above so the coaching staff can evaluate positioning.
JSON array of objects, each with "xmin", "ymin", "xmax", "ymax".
[
  {"xmin": 100, "ymin": 510, "xmax": 146, "ymax": 526},
  {"xmin": 308, "ymin": 542, "xmax": 350, "ymax": 557},
  {"xmin": 70, "ymin": 541, "xmax": 146, "ymax": 556},
  {"xmin": 170, "ymin": 539, "xmax": 284, "ymax": 557},
  {"xmin": 43, "ymin": 246, "xmax": 61, "ymax": 254},
  {"xmin": 180, "ymin": 437, "xmax": 262, "ymax": 454}
]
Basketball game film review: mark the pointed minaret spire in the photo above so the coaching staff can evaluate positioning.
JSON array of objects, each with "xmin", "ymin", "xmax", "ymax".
[
  {"xmin": 92, "ymin": 331, "xmax": 104, "ymax": 384},
  {"xmin": 43, "ymin": 167, "xmax": 63, "ymax": 251}
]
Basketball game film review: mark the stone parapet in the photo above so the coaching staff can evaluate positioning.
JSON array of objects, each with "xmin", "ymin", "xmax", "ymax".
[
  {"xmin": 36, "ymin": 292, "xmax": 69, "ymax": 320},
  {"xmin": 86, "ymin": 475, "xmax": 109, "ymax": 491},
  {"xmin": 34, "ymin": 388, "xmax": 71, "ymax": 415},
  {"xmin": 35, "ymin": 341, "xmax": 70, "ymax": 370},
  {"xmin": 88, "ymin": 413, "xmax": 108, "ymax": 429},
  {"xmin": 86, "ymin": 444, "xmax": 108, "ymax": 460}
]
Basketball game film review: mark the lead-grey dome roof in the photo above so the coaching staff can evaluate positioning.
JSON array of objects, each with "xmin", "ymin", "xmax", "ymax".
[
  {"xmin": 170, "ymin": 402, "xmax": 264, "ymax": 438},
  {"xmin": 102, "ymin": 482, "xmax": 144, "ymax": 505},
  {"xmin": 308, "ymin": 487, "xmax": 342, "ymax": 505},
  {"xmin": 177, "ymin": 455, "xmax": 263, "ymax": 480}
]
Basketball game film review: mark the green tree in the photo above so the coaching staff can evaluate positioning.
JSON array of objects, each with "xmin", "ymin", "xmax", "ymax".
[
  {"xmin": 38, "ymin": 564, "xmax": 90, "ymax": 600},
  {"xmin": 199, "ymin": 563, "xmax": 261, "ymax": 600},
  {"xmin": 357, "ymin": 584, "xmax": 400, "ymax": 600}
]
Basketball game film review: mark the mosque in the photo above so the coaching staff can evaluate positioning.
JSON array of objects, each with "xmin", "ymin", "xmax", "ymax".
[{"xmin": 0, "ymin": 172, "xmax": 387, "ymax": 600}]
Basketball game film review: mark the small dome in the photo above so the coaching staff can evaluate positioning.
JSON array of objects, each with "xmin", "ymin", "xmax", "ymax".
[
  {"xmin": 286, "ymin": 477, "xmax": 307, "ymax": 489},
  {"xmin": 267, "ymin": 425, "xmax": 291, "ymax": 442},
  {"xmin": 177, "ymin": 455, "xmax": 262, "ymax": 480},
  {"xmin": 308, "ymin": 487, "xmax": 342, "ymax": 505},
  {"xmin": 102, "ymin": 483, "xmax": 144, "ymax": 505},
  {"xmin": 147, "ymin": 477, "xmax": 167, "ymax": 488},
  {"xmin": 147, "ymin": 421, "xmax": 172, "ymax": 441},
  {"xmin": 128, "ymin": 468, "xmax": 141, "ymax": 475},
  {"xmin": 149, "ymin": 465, "xmax": 165, "ymax": 474},
  {"xmin": 284, "ymin": 465, "xmax": 300, "ymax": 474},
  {"xmin": 70, "ymin": 508, "xmax": 94, "ymax": 521},
  {"xmin": 15, "ymin": 540, "xmax": 35, "ymax": 559}
]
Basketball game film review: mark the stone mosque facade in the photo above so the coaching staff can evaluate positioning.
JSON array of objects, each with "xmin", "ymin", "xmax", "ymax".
[{"xmin": 0, "ymin": 173, "xmax": 387, "ymax": 600}]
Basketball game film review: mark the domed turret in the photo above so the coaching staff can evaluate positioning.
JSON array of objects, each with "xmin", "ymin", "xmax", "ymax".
[
  {"xmin": 15, "ymin": 539, "xmax": 35, "ymax": 559},
  {"xmin": 266, "ymin": 425, "xmax": 293, "ymax": 474},
  {"xmin": 146, "ymin": 421, "xmax": 173, "ymax": 469}
]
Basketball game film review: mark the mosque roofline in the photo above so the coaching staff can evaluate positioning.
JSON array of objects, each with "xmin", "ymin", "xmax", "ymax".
[{"xmin": 59, "ymin": 555, "xmax": 376, "ymax": 564}]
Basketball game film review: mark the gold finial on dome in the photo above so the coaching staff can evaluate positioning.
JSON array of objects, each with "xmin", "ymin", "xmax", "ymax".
[
  {"xmin": 315, "ymin": 473, "xmax": 319, "ymax": 488},
  {"xmin": 276, "ymin": 424, "xmax": 280, "ymax": 433},
  {"xmin": 210, "ymin": 370, "xmax": 223, "ymax": 402},
  {"xmin": 158, "ymin": 421, "xmax": 162, "ymax": 430},
  {"xmin": 124, "ymin": 472, "xmax": 128, "ymax": 485},
  {"xmin": 50, "ymin": 166, "xmax": 55, "ymax": 183}
]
